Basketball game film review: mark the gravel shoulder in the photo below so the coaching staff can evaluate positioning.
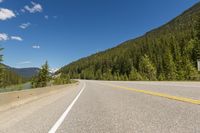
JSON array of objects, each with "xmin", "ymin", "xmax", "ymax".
[{"xmin": 0, "ymin": 83, "xmax": 79, "ymax": 112}]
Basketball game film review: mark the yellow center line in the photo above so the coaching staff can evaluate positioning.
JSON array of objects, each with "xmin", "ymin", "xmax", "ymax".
[{"xmin": 99, "ymin": 83, "xmax": 200, "ymax": 105}]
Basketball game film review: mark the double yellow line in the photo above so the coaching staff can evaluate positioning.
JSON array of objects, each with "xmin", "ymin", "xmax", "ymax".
[{"xmin": 100, "ymin": 83, "xmax": 200, "ymax": 105}]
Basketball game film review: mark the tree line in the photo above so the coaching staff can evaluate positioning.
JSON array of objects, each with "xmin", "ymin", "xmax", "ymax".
[
  {"xmin": 59, "ymin": 5, "xmax": 200, "ymax": 81},
  {"xmin": 31, "ymin": 61, "xmax": 71, "ymax": 88},
  {"xmin": 0, "ymin": 48, "xmax": 26, "ymax": 88},
  {"xmin": 0, "ymin": 48, "xmax": 71, "ymax": 89}
]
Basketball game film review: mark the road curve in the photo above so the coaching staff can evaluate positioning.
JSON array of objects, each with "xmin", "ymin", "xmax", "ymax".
[{"xmin": 0, "ymin": 80, "xmax": 200, "ymax": 133}]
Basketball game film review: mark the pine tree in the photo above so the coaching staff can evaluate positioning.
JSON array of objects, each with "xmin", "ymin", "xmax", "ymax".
[
  {"xmin": 40, "ymin": 61, "xmax": 50, "ymax": 87},
  {"xmin": 195, "ymin": 13, "xmax": 200, "ymax": 41},
  {"xmin": 113, "ymin": 73, "xmax": 118, "ymax": 80},
  {"xmin": 182, "ymin": 58, "xmax": 199, "ymax": 80},
  {"xmin": 102, "ymin": 69, "xmax": 113, "ymax": 80},
  {"xmin": 124, "ymin": 74, "xmax": 129, "ymax": 81},
  {"xmin": 129, "ymin": 68, "xmax": 142, "ymax": 81},
  {"xmin": 139, "ymin": 55, "xmax": 157, "ymax": 80},
  {"xmin": 95, "ymin": 69, "xmax": 102, "ymax": 80},
  {"xmin": 193, "ymin": 14, "xmax": 200, "ymax": 62},
  {"xmin": 31, "ymin": 61, "xmax": 50, "ymax": 88},
  {"xmin": 163, "ymin": 49, "xmax": 177, "ymax": 80}
]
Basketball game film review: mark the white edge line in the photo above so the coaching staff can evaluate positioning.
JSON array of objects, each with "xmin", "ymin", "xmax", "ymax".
[{"xmin": 48, "ymin": 82, "xmax": 86, "ymax": 133}]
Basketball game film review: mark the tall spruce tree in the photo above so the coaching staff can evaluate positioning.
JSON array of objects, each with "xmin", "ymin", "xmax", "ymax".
[
  {"xmin": 163, "ymin": 48, "xmax": 177, "ymax": 80},
  {"xmin": 129, "ymin": 68, "xmax": 142, "ymax": 81},
  {"xmin": 193, "ymin": 14, "xmax": 200, "ymax": 62},
  {"xmin": 139, "ymin": 55, "xmax": 157, "ymax": 80},
  {"xmin": 31, "ymin": 61, "xmax": 50, "ymax": 88}
]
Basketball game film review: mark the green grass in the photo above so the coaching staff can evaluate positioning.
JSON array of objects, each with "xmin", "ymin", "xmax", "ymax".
[
  {"xmin": 0, "ymin": 79, "xmax": 77, "ymax": 93},
  {"xmin": 0, "ymin": 82, "xmax": 31, "ymax": 93}
]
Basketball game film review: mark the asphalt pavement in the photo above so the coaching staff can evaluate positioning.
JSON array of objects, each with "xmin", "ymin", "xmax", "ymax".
[{"xmin": 0, "ymin": 80, "xmax": 200, "ymax": 133}]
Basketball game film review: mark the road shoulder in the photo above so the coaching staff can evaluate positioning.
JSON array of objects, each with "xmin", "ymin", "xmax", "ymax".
[{"xmin": 0, "ymin": 82, "xmax": 79, "ymax": 112}]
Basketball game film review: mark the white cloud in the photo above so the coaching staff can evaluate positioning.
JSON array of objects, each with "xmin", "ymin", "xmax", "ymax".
[
  {"xmin": 19, "ymin": 22, "xmax": 31, "ymax": 29},
  {"xmin": 0, "ymin": 8, "xmax": 16, "ymax": 21},
  {"xmin": 0, "ymin": 33, "xmax": 9, "ymax": 41},
  {"xmin": 0, "ymin": 0, "xmax": 4, "ymax": 3},
  {"xmin": 44, "ymin": 15, "xmax": 48, "ymax": 19},
  {"xmin": 32, "ymin": 45, "xmax": 40, "ymax": 49},
  {"xmin": 11, "ymin": 36, "xmax": 23, "ymax": 41},
  {"xmin": 0, "ymin": 33, "xmax": 23, "ymax": 42},
  {"xmin": 24, "ymin": 1, "xmax": 43, "ymax": 13}
]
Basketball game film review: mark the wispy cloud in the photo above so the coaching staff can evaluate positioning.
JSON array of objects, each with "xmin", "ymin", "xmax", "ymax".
[
  {"xmin": 24, "ymin": 1, "xmax": 43, "ymax": 13},
  {"xmin": 0, "ymin": 0, "xmax": 4, "ymax": 3},
  {"xmin": 32, "ymin": 45, "xmax": 40, "ymax": 49},
  {"xmin": 0, "ymin": 33, "xmax": 9, "ymax": 41},
  {"xmin": 18, "ymin": 61, "xmax": 32, "ymax": 65},
  {"xmin": 0, "ymin": 8, "xmax": 16, "ymax": 21},
  {"xmin": 53, "ymin": 16, "xmax": 58, "ymax": 19},
  {"xmin": 19, "ymin": 22, "xmax": 31, "ymax": 29},
  {"xmin": 11, "ymin": 36, "xmax": 23, "ymax": 41},
  {"xmin": 44, "ymin": 15, "xmax": 48, "ymax": 19},
  {"xmin": 0, "ymin": 33, "xmax": 23, "ymax": 42},
  {"xmin": 21, "ymin": 9, "xmax": 25, "ymax": 13},
  {"xmin": 15, "ymin": 11, "xmax": 20, "ymax": 16}
]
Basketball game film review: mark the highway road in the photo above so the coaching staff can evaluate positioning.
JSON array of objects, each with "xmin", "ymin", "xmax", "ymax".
[{"xmin": 0, "ymin": 80, "xmax": 200, "ymax": 133}]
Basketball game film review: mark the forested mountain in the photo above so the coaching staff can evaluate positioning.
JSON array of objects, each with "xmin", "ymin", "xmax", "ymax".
[
  {"xmin": 2, "ymin": 68, "xmax": 25, "ymax": 87},
  {"xmin": 59, "ymin": 2, "xmax": 200, "ymax": 81},
  {"xmin": 0, "ymin": 64, "xmax": 39, "ymax": 87},
  {"xmin": 0, "ymin": 64, "xmax": 26, "ymax": 87},
  {"xmin": 11, "ymin": 67, "xmax": 40, "ymax": 79},
  {"xmin": 1, "ymin": 64, "xmax": 40, "ymax": 79}
]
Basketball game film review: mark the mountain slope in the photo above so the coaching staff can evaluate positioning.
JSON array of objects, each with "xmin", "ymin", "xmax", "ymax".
[
  {"xmin": 59, "ymin": 2, "xmax": 200, "ymax": 81},
  {"xmin": 0, "ymin": 64, "xmax": 40, "ymax": 87},
  {"xmin": 0, "ymin": 64, "xmax": 25, "ymax": 87},
  {"xmin": 11, "ymin": 67, "xmax": 40, "ymax": 79},
  {"xmin": 2, "ymin": 64, "xmax": 40, "ymax": 79}
]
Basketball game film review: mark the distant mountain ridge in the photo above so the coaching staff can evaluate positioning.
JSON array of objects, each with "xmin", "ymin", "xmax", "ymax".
[
  {"xmin": 11, "ymin": 67, "xmax": 40, "ymax": 79},
  {"xmin": 2, "ymin": 64, "xmax": 40, "ymax": 79}
]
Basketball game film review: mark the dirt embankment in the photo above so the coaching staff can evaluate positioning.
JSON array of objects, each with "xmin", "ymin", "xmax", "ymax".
[{"xmin": 0, "ymin": 83, "xmax": 78, "ymax": 112}]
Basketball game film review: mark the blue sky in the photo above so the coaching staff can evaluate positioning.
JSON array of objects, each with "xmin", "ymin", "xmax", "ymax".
[{"xmin": 0, "ymin": 0, "xmax": 199, "ymax": 70}]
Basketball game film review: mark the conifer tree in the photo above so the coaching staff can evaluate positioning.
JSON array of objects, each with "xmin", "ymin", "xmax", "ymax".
[
  {"xmin": 31, "ymin": 61, "xmax": 50, "ymax": 88},
  {"xmin": 163, "ymin": 49, "xmax": 176, "ymax": 80},
  {"xmin": 129, "ymin": 68, "xmax": 142, "ymax": 81},
  {"xmin": 95, "ymin": 69, "xmax": 102, "ymax": 80},
  {"xmin": 193, "ymin": 14, "xmax": 200, "ymax": 62},
  {"xmin": 139, "ymin": 55, "xmax": 157, "ymax": 80}
]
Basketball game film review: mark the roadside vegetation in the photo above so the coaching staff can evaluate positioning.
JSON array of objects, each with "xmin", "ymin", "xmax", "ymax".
[
  {"xmin": 0, "ymin": 82, "xmax": 31, "ymax": 93},
  {"xmin": 59, "ymin": 7, "xmax": 200, "ymax": 81},
  {"xmin": 0, "ymin": 48, "xmax": 27, "ymax": 89},
  {"xmin": 0, "ymin": 57, "xmax": 72, "ymax": 92},
  {"xmin": 31, "ymin": 61, "xmax": 50, "ymax": 88},
  {"xmin": 31, "ymin": 61, "xmax": 73, "ymax": 89},
  {"xmin": 53, "ymin": 73, "xmax": 71, "ymax": 85}
]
